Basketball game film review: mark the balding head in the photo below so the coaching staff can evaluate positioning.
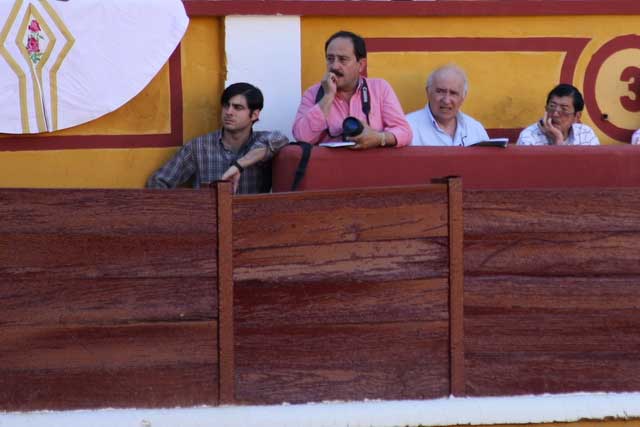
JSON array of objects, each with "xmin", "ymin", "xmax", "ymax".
[
  {"xmin": 426, "ymin": 64, "xmax": 469, "ymax": 126},
  {"xmin": 427, "ymin": 64, "xmax": 468, "ymax": 97}
]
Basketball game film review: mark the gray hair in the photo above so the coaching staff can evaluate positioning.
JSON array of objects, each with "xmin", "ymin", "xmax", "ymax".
[{"xmin": 426, "ymin": 64, "xmax": 469, "ymax": 97}]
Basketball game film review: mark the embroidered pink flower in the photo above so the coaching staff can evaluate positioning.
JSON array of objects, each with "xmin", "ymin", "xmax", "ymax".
[
  {"xmin": 26, "ymin": 36, "xmax": 40, "ymax": 54},
  {"xmin": 28, "ymin": 19, "xmax": 41, "ymax": 32}
]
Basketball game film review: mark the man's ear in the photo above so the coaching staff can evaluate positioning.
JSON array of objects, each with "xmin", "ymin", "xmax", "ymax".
[
  {"xmin": 574, "ymin": 111, "xmax": 582, "ymax": 123},
  {"xmin": 251, "ymin": 109, "xmax": 261, "ymax": 123},
  {"xmin": 358, "ymin": 58, "xmax": 367, "ymax": 75}
]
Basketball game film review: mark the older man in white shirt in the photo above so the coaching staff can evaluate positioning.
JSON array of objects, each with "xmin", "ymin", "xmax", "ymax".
[{"xmin": 406, "ymin": 64, "xmax": 489, "ymax": 147}]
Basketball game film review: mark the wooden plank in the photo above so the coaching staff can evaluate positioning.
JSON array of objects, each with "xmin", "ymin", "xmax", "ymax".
[
  {"xmin": 235, "ymin": 278, "xmax": 448, "ymax": 327},
  {"xmin": 464, "ymin": 189, "xmax": 640, "ymax": 235},
  {"xmin": 447, "ymin": 177, "xmax": 465, "ymax": 396},
  {"xmin": 0, "ymin": 276, "xmax": 217, "ymax": 327},
  {"xmin": 216, "ymin": 182, "xmax": 235, "ymax": 404},
  {"xmin": 0, "ymin": 189, "xmax": 217, "ymax": 234},
  {"xmin": 465, "ymin": 275, "xmax": 640, "ymax": 395},
  {"xmin": 465, "ymin": 232, "xmax": 640, "ymax": 276},
  {"xmin": 0, "ymin": 232, "xmax": 217, "ymax": 279},
  {"xmin": 235, "ymin": 237, "xmax": 449, "ymax": 283},
  {"xmin": 233, "ymin": 185, "xmax": 448, "ymax": 250},
  {"xmin": 0, "ymin": 321, "xmax": 218, "ymax": 410},
  {"xmin": 235, "ymin": 321, "xmax": 449, "ymax": 404}
]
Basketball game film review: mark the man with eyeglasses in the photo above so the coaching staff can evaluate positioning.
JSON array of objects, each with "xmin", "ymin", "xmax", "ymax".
[
  {"xmin": 292, "ymin": 30, "xmax": 412, "ymax": 149},
  {"xmin": 517, "ymin": 84, "xmax": 599, "ymax": 146}
]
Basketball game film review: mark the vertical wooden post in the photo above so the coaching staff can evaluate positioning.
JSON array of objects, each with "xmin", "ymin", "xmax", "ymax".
[
  {"xmin": 215, "ymin": 181, "xmax": 234, "ymax": 404},
  {"xmin": 447, "ymin": 177, "xmax": 465, "ymax": 396}
]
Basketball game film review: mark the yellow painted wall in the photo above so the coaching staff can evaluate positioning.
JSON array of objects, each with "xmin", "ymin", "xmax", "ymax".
[
  {"xmin": 301, "ymin": 15, "xmax": 640, "ymax": 145},
  {"xmin": 0, "ymin": 17, "xmax": 224, "ymax": 188},
  {"xmin": 3, "ymin": 14, "xmax": 640, "ymax": 188}
]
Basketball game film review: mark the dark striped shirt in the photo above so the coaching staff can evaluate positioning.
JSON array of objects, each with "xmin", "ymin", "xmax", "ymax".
[{"xmin": 146, "ymin": 129, "xmax": 289, "ymax": 193}]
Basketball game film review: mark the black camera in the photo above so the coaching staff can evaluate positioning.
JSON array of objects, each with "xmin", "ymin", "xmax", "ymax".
[{"xmin": 342, "ymin": 116, "xmax": 363, "ymax": 138}]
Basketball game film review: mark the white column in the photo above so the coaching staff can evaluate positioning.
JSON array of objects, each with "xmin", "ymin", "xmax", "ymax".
[{"xmin": 225, "ymin": 16, "xmax": 301, "ymax": 140}]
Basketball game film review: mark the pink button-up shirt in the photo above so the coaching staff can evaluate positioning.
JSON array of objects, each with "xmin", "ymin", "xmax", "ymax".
[{"xmin": 292, "ymin": 78, "xmax": 412, "ymax": 147}]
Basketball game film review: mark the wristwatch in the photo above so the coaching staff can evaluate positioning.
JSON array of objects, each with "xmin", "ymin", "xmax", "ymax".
[{"xmin": 231, "ymin": 159, "xmax": 244, "ymax": 173}]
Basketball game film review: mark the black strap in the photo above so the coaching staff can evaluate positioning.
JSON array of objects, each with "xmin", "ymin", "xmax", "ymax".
[
  {"xmin": 315, "ymin": 78, "xmax": 370, "ymax": 125},
  {"xmin": 290, "ymin": 141, "xmax": 313, "ymax": 191}
]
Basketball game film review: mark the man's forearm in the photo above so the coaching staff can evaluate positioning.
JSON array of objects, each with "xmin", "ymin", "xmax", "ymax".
[{"xmin": 236, "ymin": 147, "xmax": 268, "ymax": 169}]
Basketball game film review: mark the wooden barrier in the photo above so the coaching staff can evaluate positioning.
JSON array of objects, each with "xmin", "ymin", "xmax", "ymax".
[
  {"xmin": 232, "ymin": 181, "xmax": 463, "ymax": 403},
  {"xmin": 464, "ymin": 188, "xmax": 640, "ymax": 395},
  {"xmin": 0, "ymin": 185, "xmax": 231, "ymax": 410},
  {"xmin": 2, "ymin": 181, "xmax": 640, "ymax": 411},
  {"xmin": 0, "ymin": 180, "xmax": 462, "ymax": 410}
]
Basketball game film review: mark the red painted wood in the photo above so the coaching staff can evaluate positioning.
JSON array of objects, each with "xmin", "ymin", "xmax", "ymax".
[
  {"xmin": 0, "ymin": 277, "xmax": 217, "ymax": 328},
  {"xmin": 447, "ymin": 177, "xmax": 465, "ymax": 396},
  {"xmin": 233, "ymin": 186, "xmax": 449, "ymax": 249},
  {"xmin": 0, "ymin": 189, "xmax": 217, "ymax": 234},
  {"xmin": 235, "ymin": 321, "xmax": 450, "ymax": 404},
  {"xmin": 465, "ymin": 275, "xmax": 640, "ymax": 395},
  {"xmin": 0, "ymin": 188, "xmax": 221, "ymax": 410},
  {"xmin": 463, "ymin": 188, "xmax": 640, "ymax": 395},
  {"xmin": 0, "ymin": 321, "xmax": 219, "ymax": 410},
  {"xmin": 169, "ymin": 44, "xmax": 184, "ymax": 144},
  {"xmin": 183, "ymin": 0, "xmax": 640, "ymax": 16},
  {"xmin": 464, "ymin": 188, "xmax": 640, "ymax": 235},
  {"xmin": 235, "ymin": 278, "xmax": 449, "ymax": 327},
  {"xmin": 216, "ymin": 182, "xmax": 235, "ymax": 404},
  {"xmin": 235, "ymin": 237, "xmax": 449, "ymax": 283},
  {"xmin": 233, "ymin": 184, "xmax": 452, "ymax": 404}
]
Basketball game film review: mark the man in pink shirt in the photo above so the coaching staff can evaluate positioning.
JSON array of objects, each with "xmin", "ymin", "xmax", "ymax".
[{"xmin": 292, "ymin": 30, "xmax": 412, "ymax": 149}]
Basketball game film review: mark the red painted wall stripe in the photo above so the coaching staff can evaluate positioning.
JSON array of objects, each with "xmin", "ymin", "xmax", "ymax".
[{"xmin": 183, "ymin": 0, "xmax": 640, "ymax": 16}]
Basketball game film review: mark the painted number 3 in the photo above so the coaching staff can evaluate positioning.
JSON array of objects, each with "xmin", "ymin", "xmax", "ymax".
[{"xmin": 620, "ymin": 66, "xmax": 640, "ymax": 112}]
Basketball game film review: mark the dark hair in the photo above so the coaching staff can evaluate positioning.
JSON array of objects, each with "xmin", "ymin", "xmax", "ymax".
[
  {"xmin": 221, "ymin": 82, "xmax": 264, "ymax": 113},
  {"xmin": 546, "ymin": 83, "xmax": 584, "ymax": 112},
  {"xmin": 324, "ymin": 30, "xmax": 367, "ymax": 61}
]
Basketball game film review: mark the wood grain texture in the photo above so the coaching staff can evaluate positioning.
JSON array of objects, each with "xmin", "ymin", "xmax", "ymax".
[
  {"xmin": 233, "ymin": 186, "xmax": 448, "ymax": 250},
  {"xmin": 0, "ymin": 276, "xmax": 217, "ymax": 327},
  {"xmin": 0, "ymin": 189, "xmax": 217, "ymax": 234},
  {"xmin": 0, "ymin": 233, "xmax": 217, "ymax": 280},
  {"xmin": 216, "ymin": 182, "xmax": 235, "ymax": 404},
  {"xmin": 0, "ymin": 321, "xmax": 219, "ymax": 410},
  {"xmin": 235, "ymin": 278, "xmax": 448, "ymax": 328},
  {"xmin": 464, "ymin": 189, "xmax": 640, "ymax": 235},
  {"xmin": 0, "ymin": 189, "xmax": 221, "ymax": 411},
  {"xmin": 465, "ymin": 232, "xmax": 640, "ymax": 276},
  {"xmin": 235, "ymin": 321, "xmax": 449, "ymax": 404},
  {"xmin": 448, "ymin": 177, "xmax": 465, "ymax": 395},
  {"xmin": 465, "ymin": 275, "xmax": 640, "ymax": 395},
  {"xmin": 235, "ymin": 238, "xmax": 449, "ymax": 283},
  {"xmin": 233, "ymin": 185, "xmax": 452, "ymax": 404}
]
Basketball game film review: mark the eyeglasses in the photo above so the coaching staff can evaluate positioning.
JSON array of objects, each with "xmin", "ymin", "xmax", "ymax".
[{"xmin": 545, "ymin": 104, "xmax": 575, "ymax": 117}]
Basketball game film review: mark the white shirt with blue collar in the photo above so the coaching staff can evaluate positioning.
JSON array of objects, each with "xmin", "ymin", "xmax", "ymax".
[{"xmin": 406, "ymin": 105, "xmax": 489, "ymax": 146}]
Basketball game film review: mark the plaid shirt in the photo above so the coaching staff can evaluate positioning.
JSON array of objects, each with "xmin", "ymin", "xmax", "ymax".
[{"xmin": 146, "ymin": 129, "xmax": 289, "ymax": 193}]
